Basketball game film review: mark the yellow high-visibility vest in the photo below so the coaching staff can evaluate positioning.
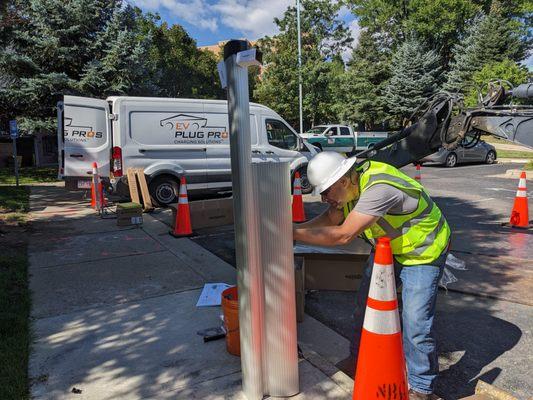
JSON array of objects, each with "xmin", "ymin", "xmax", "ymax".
[{"xmin": 343, "ymin": 161, "xmax": 450, "ymax": 265}]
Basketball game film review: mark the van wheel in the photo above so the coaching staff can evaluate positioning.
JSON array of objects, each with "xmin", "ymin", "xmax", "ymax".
[
  {"xmin": 149, "ymin": 175, "xmax": 179, "ymax": 207},
  {"xmin": 297, "ymin": 167, "xmax": 312, "ymax": 194}
]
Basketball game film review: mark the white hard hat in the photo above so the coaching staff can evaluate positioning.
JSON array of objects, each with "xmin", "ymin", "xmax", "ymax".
[{"xmin": 307, "ymin": 151, "xmax": 358, "ymax": 196}]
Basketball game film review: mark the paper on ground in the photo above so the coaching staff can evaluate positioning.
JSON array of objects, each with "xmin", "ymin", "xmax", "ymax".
[{"xmin": 196, "ymin": 283, "xmax": 232, "ymax": 307}]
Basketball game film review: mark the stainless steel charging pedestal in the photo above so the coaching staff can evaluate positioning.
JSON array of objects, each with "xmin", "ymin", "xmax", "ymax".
[{"xmin": 221, "ymin": 40, "xmax": 299, "ymax": 399}]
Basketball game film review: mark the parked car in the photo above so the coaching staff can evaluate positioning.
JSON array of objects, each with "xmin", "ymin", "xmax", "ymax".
[
  {"xmin": 58, "ymin": 96, "xmax": 316, "ymax": 205},
  {"xmin": 421, "ymin": 138, "xmax": 497, "ymax": 167},
  {"xmin": 300, "ymin": 124, "xmax": 388, "ymax": 153}
]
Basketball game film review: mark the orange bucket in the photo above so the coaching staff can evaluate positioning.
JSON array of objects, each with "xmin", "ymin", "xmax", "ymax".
[{"xmin": 221, "ymin": 286, "xmax": 240, "ymax": 356}]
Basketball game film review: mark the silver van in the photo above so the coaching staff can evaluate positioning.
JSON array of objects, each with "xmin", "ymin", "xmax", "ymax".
[{"xmin": 58, "ymin": 96, "xmax": 315, "ymax": 205}]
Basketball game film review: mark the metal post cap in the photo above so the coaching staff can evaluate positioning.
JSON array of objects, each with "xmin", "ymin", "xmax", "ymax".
[{"xmin": 223, "ymin": 40, "xmax": 249, "ymax": 60}]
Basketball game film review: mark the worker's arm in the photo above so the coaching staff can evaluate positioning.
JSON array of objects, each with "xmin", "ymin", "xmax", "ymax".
[
  {"xmin": 293, "ymin": 210, "xmax": 379, "ymax": 246},
  {"xmin": 295, "ymin": 206, "xmax": 344, "ymax": 229}
]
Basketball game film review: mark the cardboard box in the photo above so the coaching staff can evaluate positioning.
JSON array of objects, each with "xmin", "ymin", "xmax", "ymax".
[
  {"xmin": 116, "ymin": 202, "xmax": 143, "ymax": 226},
  {"xmin": 171, "ymin": 198, "xmax": 234, "ymax": 230},
  {"xmin": 294, "ymin": 256, "xmax": 305, "ymax": 292},
  {"xmin": 295, "ymin": 290, "xmax": 305, "ymax": 323},
  {"xmin": 294, "ymin": 256, "xmax": 305, "ymax": 322},
  {"xmin": 302, "ymin": 253, "xmax": 368, "ymax": 291}
]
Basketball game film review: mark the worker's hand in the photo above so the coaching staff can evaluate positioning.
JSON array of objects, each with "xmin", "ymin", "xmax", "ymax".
[{"xmin": 292, "ymin": 224, "xmax": 299, "ymax": 241}]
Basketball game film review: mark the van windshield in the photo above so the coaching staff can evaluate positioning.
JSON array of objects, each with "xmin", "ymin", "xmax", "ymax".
[
  {"xmin": 306, "ymin": 126, "xmax": 326, "ymax": 134},
  {"xmin": 265, "ymin": 119, "xmax": 298, "ymax": 151}
]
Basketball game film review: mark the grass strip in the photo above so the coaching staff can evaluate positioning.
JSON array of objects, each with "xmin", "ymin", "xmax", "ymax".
[
  {"xmin": 0, "ymin": 186, "xmax": 30, "ymax": 399},
  {"xmin": 0, "ymin": 167, "xmax": 59, "ymax": 185},
  {"xmin": 496, "ymin": 150, "xmax": 533, "ymax": 159}
]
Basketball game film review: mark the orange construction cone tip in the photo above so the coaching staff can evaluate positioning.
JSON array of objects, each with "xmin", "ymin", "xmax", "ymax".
[
  {"xmin": 170, "ymin": 176, "xmax": 193, "ymax": 237},
  {"xmin": 504, "ymin": 171, "xmax": 530, "ymax": 229},
  {"xmin": 352, "ymin": 237, "xmax": 409, "ymax": 400},
  {"xmin": 292, "ymin": 171, "xmax": 306, "ymax": 223},
  {"xmin": 414, "ymin": 164, "xmax": 422, "ymax": 181}
]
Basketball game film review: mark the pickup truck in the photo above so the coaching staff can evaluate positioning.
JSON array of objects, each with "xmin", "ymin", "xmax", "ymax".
[{"xmin": 300, "ymin": 124, "xmax": 388, "ymax": 154}]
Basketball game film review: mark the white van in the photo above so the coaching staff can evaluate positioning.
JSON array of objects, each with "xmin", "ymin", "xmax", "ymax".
[{"xmin": 58, "ymin": 96, "xmax": 315, "ymax": 205}]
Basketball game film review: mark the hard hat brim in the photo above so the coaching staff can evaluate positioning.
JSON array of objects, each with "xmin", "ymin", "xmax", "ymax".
[{"xmin": 312, "ymin": 156, "xmax": 358, "ymax": 196}]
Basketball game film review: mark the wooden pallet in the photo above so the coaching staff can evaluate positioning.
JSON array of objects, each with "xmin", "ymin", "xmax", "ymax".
[{"xmin": 126, "ymin": 168, "xmax": 154, "ymax": 212}]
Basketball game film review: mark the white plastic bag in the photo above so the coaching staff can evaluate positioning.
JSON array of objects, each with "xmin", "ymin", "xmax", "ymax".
[
  {"xmin": 445, "ymin": 253, "xmax": 467, "ymax": 270},
  {"xmin": 439, "ymin": 253, "xmax": 467, "ymax": 290}
]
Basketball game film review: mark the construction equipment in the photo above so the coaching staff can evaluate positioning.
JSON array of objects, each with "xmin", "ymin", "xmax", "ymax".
[{"xmin": 358, "ymin": 81, "xmax": 533, "ymax": 168}]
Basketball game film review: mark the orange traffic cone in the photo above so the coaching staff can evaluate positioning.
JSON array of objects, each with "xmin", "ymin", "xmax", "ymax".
[
  {"xmin": 90, "ymin": 162, "xmax": 100, "ymax": 210},
  {"xmin": 509, "ymin": 171, "xmax": 529, "ymax": 228},
  {"xmin": 170, "ymin": 176, "xmax": 193, "ymax": 237},
  {"xmin": 352, "ymin": 237, "xmax": 408, "ymax": 400},
  {"xmin": 292, "ymin": 171, "xmax": 306, "ymax": 222},
  {"xmin": 414, "ymin": 163, "xmax": 422, "ymax": 182}
]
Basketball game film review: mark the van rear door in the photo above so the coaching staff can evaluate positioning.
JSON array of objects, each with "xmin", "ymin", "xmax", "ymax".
[{"xmin": 62, "ymin": 96, "xmax": 111, "ymax": 188}]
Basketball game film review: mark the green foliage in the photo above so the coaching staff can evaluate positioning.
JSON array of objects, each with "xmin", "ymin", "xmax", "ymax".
[
  {"xmin": 255, "ymin": 0, "xmax": 352, "ymax": 129},
  {"xmin": 464, "ymin": 58, "xmax": 529, "ymax": 106},
  {"xmin": 147, "ymin": 22, "xmax": 223, "ymax": 99},
  {"xmin": 0, "ymin": 1, "xmax": 223, "ymax": 135},
  {"xmin": 346, "ymin": 0, "xmax": 482, "ymax": 62},
  {"xmin": 446, "ymin": 2, "xmax": 529, "ymax": 94},
  {"xmin": 337, "ymin": 30, "xmax": 391, "ymax": 129},
  {"xmin": 0, "ymin": 186, "xmax": 30, "ymax": 399},
  {"xmin": 384, "ymin": 37, "xmax": 443, "ymax": 125},
  {"xmin": 0, "ymin": 167, "xmax": 59, "ymax": 185}
]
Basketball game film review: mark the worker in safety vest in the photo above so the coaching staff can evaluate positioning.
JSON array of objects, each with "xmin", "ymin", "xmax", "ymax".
[{"xmin": 293, "ymin": 152, "xmax": 450, "ymax": 400}]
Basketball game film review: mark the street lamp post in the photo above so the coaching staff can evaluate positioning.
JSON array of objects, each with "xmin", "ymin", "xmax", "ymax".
[{"xmin": 297, "ymin": 0, "xmax": 303, "ymax": 135}]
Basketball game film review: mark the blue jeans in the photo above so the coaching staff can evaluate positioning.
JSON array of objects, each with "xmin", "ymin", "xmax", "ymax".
[{"xmin": 351, "ymin": 251, "xmax": 446, "ymax": 394}]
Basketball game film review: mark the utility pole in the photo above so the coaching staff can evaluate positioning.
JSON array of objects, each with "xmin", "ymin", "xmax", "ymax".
[{"xmin": 297, "ymin": 0, "xmax": 303, "ymax": 135}]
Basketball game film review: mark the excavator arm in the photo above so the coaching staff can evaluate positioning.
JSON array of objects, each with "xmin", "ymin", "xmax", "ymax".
[{"xmin": 359, "ymin": 82, "xmax": 533, "ymax": 169}]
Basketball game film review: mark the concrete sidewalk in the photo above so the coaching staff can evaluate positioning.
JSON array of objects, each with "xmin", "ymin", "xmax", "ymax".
[{"xmin": 28, "ymin": 185, "xmax": 354, "ymax": 399}]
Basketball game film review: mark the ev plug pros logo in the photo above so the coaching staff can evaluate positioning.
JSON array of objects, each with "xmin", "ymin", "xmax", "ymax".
[
  {"xmin": 64, "ymin": 118, "xmax": 104, "ymax": 142},
  {"xmin": 159, "ymin": 114, "xmax": 228, "ymax": 144}
]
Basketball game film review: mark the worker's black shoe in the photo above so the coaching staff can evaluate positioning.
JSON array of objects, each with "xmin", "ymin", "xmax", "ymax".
[{"xmin": 408, "ymin": 389, "xmax": 442, "ymax": 400}]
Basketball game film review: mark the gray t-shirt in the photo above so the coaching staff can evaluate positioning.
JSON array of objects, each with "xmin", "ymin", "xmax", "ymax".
[{"xmin": 353, "ymin": 183, "xmax": 419, "ymax": 217}]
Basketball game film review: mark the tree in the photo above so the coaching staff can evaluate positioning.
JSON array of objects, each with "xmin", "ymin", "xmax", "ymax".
[
  {"xmin": 384, "ymin": 37, "xmax": 443, "ymax": 125},
  {"xmin": 464, "ymin": 58, "xmax": 529, "ymax": 106},
  {"xmin": 336, "ymin": 30, "xmax": 391, "ymax": 129},
  {"xmin": 446, "ymin": 2, "xmax": 529, "ymax": 94},
  {"xmin": 0, "ymin": 0, "xmax": 156, "ymax": 133},
  {"xmin": 77, "ymin": 6, "xmax": 156, "ymax": 97},
  {"xmin": 345, "ymin": 0, "xmax": 530, "ymax": 67},
  {"xmin": 147, "ymin": 22, "xmax": 223, "ymax": 99},
  {"xmin": 255, "ymin": 0, "xmax": 353, "ymax": 129}
]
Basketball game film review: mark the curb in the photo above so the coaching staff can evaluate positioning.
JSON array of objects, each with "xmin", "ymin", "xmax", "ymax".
[
  {"xmin": 505, "ymin": 169, "xmax": 531, "ymax": 179},
  {"xmin": 498, "ymin": 158, "xmax": 532, "ymax": 164}
]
